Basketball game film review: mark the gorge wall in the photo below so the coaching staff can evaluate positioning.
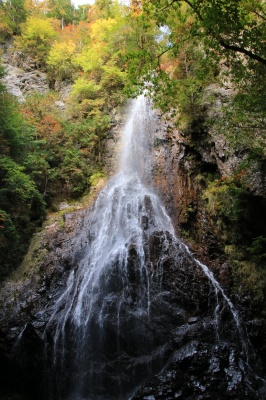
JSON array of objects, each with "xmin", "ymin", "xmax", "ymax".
[{"xmin": 0, "ymin": 54, "xmax": 266, "ymax": 399}]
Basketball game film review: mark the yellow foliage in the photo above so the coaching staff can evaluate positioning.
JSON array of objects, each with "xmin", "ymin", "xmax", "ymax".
[
  {"xmin": 71, "ymin": 77, "xmax": 101, "ymax": 101},
  {"xmin": 47, "ymin": 40, "xmax": 76, "ymax": 67},
  {"xmin": 90, "ymin": 18, "xmax": 117, "ymax": 42},
  {"xmin": 21, "ymin": 16, "xmax": 56, "ymax": 42},
  {"xmin": 14, "ymin": 16, "xmax": 57, "ymax": 63},
  {"xmin": 74, "ymin": 42, "xmax": 107, "ymax": 72}
]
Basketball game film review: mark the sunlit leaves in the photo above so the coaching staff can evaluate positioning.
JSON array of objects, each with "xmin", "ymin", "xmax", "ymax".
[
  {"xmin": 74, "ymin": 41, "xmax": 107, "ymax": 72},
  {"xmin": 47, "ymin": 40, "xmax": 77, "ymax": 79},
  {"xmin": 101, "ymin": 62, "xmax": 128, "ymax": 90}
]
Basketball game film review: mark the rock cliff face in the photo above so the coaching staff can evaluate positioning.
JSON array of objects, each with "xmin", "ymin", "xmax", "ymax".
[
  {"xmin": 1, "ymin": 40, "xmax": 72, "ymax": 104},
  {"xmin": 1, "ymin": 41, "xmax": 49, "ymax": 101},
  {"xmin": 0, "ymin": 59, "xmax": 265, "ymax": 399},
  {"xmin": 142, "ymin": 87, "xmax": 266, "ymax": 399}
]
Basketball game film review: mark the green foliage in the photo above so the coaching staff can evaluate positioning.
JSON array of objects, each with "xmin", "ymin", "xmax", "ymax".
[
  {"xmin": 0, "ymin": 0, "xmax": 27, "ymax": 39},
  {"xmin": 95, "ymin": 0, "xmax": 112, "ymax": 18},
  {"xmin": 71, "ymin": 77, "xmax": 101, "ymax": 102},
  {"xmin": 19, "ymin": 90, "xmax": 110, "ymax": 201},
  {"xmin": 58, "ymin": 147, "xmax": 90, "ymax": 197},
  {"xmin": 0, "ymin": 72, "xmax": 34, "ymax": 160},
  {"xmin": 124, "ymin": 0, "xmax": 266, "ymax": 130},
  {"xmin": 0, "ymin": 209, "xmax": 20, "ymax": 278},
  {"xmin": 145, "ymin": 0, "xmax": 266, "ymax": 71},
  {"xmin": 0, "ymin": 0, "xmax": 133, "ymax": 279},
  {"xmin": 0, "ymin": 156, "xmax": 44, "ymax": 206},
  {"xmin": 102, "ymin": 63, "xmax": 127, "ymax": 89},
  {"xmin": 0, "ymin": 76, "xmax": 46, "ymax": 278},
  {"xmin": 231, "ymin": 259, "xmax": 266, "ymax": 302},
  {"xmin": 213, "ymin": 81, "xmax": 266, "ymax": 154},
  {"xmin": 203, "ymin": 172, "xmax": 250, "ymax": 236},
  {"xmin": 89, "ymin": 171, "xmax": 105, "ymax": 186},
  {"xmin": 202, "ymin": 171, "xmax": 266, "ymax": 300},
  {"xmin": 47, "ymin": 0, "xmax": 77, "ymax": 27}
]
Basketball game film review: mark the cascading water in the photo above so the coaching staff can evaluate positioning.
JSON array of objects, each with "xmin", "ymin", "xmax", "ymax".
[
  {"xmin": 45, "ymin": 96, "xmax": 177, "ymax": 399},
  {"xmin": 44, "ymin": 95, "xmax": 258, "ymax": 400}
]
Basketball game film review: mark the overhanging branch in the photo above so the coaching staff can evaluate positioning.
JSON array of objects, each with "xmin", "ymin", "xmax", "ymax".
[{"xmin": 219, "ymin": 39, "xmax": 266, "ymax": 65}]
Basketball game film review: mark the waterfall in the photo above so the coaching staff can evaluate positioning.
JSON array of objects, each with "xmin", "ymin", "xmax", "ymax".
[{"xmin": 45, "ymin": 96, "xmax": 254, "ymax": 400}]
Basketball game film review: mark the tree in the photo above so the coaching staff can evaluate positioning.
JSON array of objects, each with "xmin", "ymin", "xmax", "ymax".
[
  {"xmin": 0, "ymin": 69, "xmax": 46, "ymax": 278},
  {"xmin": 143, "ymin": 0, "xmax": 266, "ymax": 75},
  {"xmin": 95, "ymin": 0, "xmax": 112, "ymax": 18},
  {"xmin": 0, "ymin": 0, "xmax": 27, "ymax": 38},
  {"xmin": 122, "ymin": 0, "xmax": 266, "ymax": 127},
  {"xmin": 47, "ymin": 39, "xmax": 77, "ymax": 79},
  {"xmin": 0, "ymin": 209, "xmax": 20, "ymax": 278},
  {"xmin": 14, "ymin": 16, "xmax": 57, "ymax": 66},
  {"xmin": 47, "ymin": 0, "xmax": 77, "ymax": 28},
  {"xmin": 0, "ymin": 66, "xmax": 33, "ymax": 160}
]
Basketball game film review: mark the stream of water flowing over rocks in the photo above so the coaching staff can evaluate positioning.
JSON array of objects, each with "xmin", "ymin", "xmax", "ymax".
[{"xmin": 0, "ymin": 96, "xmax": 265, "ymax": 400}]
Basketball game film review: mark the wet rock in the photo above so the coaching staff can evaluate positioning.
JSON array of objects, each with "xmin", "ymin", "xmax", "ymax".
[{"xmin": 132, "ymin": 342, "xmax": 261, "ymax": 400}]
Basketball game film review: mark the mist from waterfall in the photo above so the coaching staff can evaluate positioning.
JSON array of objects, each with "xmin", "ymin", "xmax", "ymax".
[{"xmin": 44, "ymin": 95, "xmax": 253, "ymax": 400}]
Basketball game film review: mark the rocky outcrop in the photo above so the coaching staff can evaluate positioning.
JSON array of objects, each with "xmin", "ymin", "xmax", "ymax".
[
  {"xmin": 132, "ymin": 342, "xmax": 265, "ymax": 400},
  {"xmin": 1, "ymin": 40, "xmax": 72, "ymax": 104},
  {"xmin": 3, "ymin": 63, "xmax": 49, "ymax": 101},
  {"xmin": 1, "ymin": 43, "xmax": 50, "ymax": 101}
]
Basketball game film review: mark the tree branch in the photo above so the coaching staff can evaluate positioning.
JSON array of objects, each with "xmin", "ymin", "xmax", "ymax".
[
  {"xmin": 219, "ymin": 39, "xmax": 266, "ymax": 65},
  {"xmin": 253, "ymin": 10, "xmax": 266, "ymax": 22},
  {"xmin": 156, "ymin": 44, "xmax": 176, "ymax": 60}
]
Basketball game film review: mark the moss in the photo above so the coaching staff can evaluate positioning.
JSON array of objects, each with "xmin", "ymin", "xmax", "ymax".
[
  {"xmin": 231, "ymin": 259, "xmax": 266, "ymax": 302},
  {"xmin": 88, "ymin": 171, "xmax": 106, "ymax": 187},
  {"xmin": 11, "ymin": 232, "xmax": 47, "ymax": 282}
]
